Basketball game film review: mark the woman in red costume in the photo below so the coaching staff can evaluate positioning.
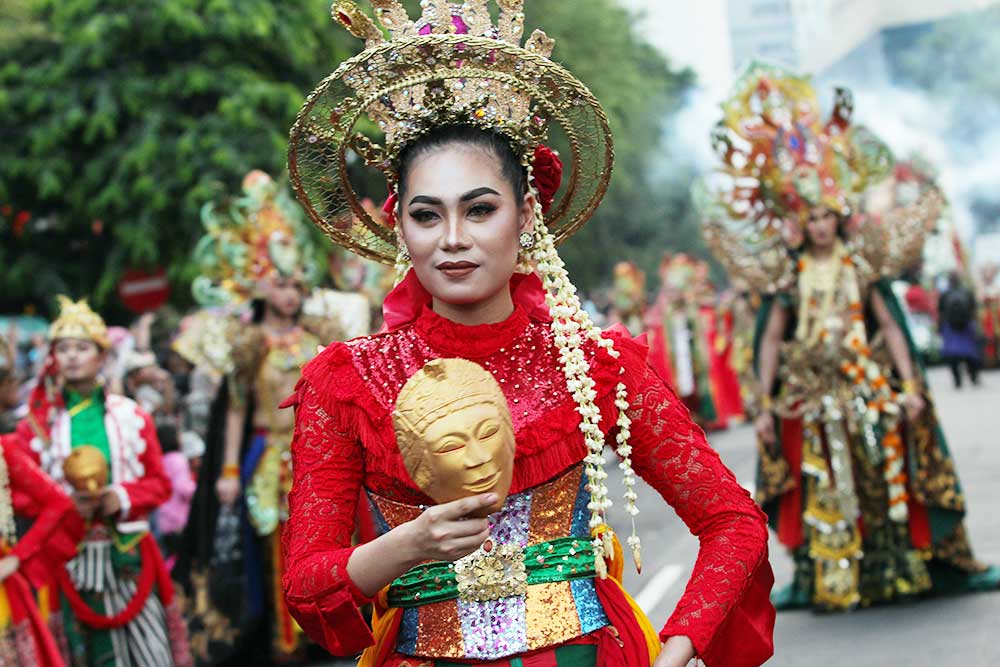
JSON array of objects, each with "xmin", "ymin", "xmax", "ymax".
[
  {"xmin": 0, "ymin": 430, "xmax": 82, "ymax": 667},
  {"xmin": 281, "ymin": 2, "xmax": 775, "ymax": 666}
]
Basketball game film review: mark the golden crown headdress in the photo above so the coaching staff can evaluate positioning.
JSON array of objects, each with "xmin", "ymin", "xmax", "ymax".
[
  {"xmin": 49, "ymin": 296, "xmax": 111, "ymax": 350},
  {"xmin": 288, "ymin": 0, "xmax": 614, "ymax": 264}
]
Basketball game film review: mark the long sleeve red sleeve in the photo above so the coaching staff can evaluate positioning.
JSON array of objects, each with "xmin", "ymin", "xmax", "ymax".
[
  {"xmin": 5, "ymin": 438, "xmax": 82, "ymax": 588},
  {"xmin": 117, "ymin": 411, "xmax": 171, "ymax": 520},
  {"xmin": 281, "ymin": 382, "xmax": 374, "ymax": 656},
  {"xmin": 625, "ymin": 362, "xmax": 775, "ymax": 667}
]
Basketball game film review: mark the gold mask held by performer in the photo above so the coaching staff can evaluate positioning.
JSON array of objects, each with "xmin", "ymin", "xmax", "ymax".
[
  {"xmin": 393, "ymin": 358, "xmax": 514, "ymax": 518},
  {"xmin": 63, "ymin": 445, "xmax": 109, "ymax": 493}
]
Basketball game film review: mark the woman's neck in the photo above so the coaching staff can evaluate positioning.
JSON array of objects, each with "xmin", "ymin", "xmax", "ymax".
[
  {"xmin": 808, "ymin": 243, "xmax": 836, "ymax": 261},
  {"xmin": 431, "ymin": 286, "xmax": 515, "ymax": 326},
  {"xmin": 262, "ymin": 308, "xmax": 297, "ymax": 332}
]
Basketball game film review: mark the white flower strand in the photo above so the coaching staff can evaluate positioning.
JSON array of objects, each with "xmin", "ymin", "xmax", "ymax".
[
  {"xmin": 0, "ymin": 444, "xmax": 16, "ymax": 547},
  {"xmin": 524, "ymin": 166, "xmax": 642, "ymax": 577}
]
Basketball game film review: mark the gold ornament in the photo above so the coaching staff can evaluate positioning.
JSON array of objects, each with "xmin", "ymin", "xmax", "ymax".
[
  {"xmin": 62, "ymin": 445, "xmax": 110, "ymax": 493},
  {"xmin": 393, "ymin": 358, "xmax": 514, "ymax": 518},
  {"xmin": 49, "ymin": 296, "xmax": 111, "ymax": 350},
  {"xmin": 289, "ymin": 0, "xmax": 614, "ymax": 264},
  {"xmin": 453, "ymin": 541, "xmax": 527, "ymax": 602}
]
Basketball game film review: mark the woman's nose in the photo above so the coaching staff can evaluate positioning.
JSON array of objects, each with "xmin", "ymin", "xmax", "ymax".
[{"xmin": 441, "ymin": 215, "xmax": 471, "ymax": 250}]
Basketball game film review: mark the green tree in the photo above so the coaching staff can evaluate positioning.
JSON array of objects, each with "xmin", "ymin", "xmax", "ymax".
[
  {"xmin": 523, "ymin": 0, "xmax": 697, "ymax": 294},
  {"xmin": 0, "ymin": 0, "xmax": 353, "ymax": 318},
  {"xmin": 1, "ymin": 0, "xmax": 695, "ymax": 317}
]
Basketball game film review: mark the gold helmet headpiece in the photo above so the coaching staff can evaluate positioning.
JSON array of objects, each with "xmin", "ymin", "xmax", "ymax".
[{"xmin": 49, "ymin": 296, "xmax": 111, "ymax": 350}]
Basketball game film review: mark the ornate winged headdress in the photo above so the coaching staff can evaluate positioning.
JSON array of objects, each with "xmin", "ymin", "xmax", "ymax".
[
  {"xmin": 288, "ymin": 0, "xmax": 614, "ymax": 264},
  {"xmin": 191, "ymin": 170, "xmax": 323, "ymax": 307},
  {"xmin": 695, "ymin": 62, "xmax": 913, "ymax": 293}
]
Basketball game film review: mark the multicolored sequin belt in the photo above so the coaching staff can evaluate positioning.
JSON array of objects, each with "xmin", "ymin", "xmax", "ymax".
[
  {"xmin": 368, "ymin": 465, "xmax": 611, "ymax": 660},
  {"xmin": 388, "ymin": 537, "xmax": 597, "ymax": 608}
]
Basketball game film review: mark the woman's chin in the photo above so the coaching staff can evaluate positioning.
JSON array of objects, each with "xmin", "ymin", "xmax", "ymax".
[{"xmin": 427, "ymin": 282, "xmax": 494, "ymax": 307}]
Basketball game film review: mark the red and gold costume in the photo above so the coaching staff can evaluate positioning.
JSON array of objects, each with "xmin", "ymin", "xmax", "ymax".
[{"xmin": 282, "ymin": 274, "xmax": 774, "ymax": 666}]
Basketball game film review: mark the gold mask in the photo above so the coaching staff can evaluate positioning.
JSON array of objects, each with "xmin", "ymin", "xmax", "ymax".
[
  {"xmin": 393, "ymin": 358, "xmax": 515, "ymax": 518},
  {"xmin": 63, "ymin": 445, "xmax": 109, "ymax": 493}
]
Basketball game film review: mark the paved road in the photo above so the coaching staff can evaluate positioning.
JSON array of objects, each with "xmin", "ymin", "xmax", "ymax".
[{"xmin": 322, "ymin": 367, "xmax": 1000, "ymax": 666}]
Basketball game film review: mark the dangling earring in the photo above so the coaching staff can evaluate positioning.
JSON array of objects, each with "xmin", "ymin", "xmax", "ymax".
[
  {"xmin": 399, "ymin": 244, "xmax": 411, "ymax": 261},
  {"xmin": 518, "ymin": 231, "xmax": 535, "ymax": 250}
]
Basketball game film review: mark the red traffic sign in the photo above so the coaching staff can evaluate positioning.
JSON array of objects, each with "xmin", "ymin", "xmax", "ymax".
[{"xmin": 118, "ymin": 267, "xmax": 170, "ymax": 313}]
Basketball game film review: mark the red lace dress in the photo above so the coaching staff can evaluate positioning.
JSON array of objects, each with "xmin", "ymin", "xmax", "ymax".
[{"xmin": 282, "ymin": 302, "xmax": 775, "ymax": 666}]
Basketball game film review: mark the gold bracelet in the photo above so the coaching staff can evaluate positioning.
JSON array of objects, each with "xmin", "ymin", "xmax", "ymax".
[
  {"xmin": 760, "ymin": 394, "xmax": 774, "ymax": 412},
  {"xmin": 902, "ymin": 379, "xmax": 920, "ymax": 395},
  {"xmin": 221, "ymin": 464, "xmax": 240, "ymax": 480}
]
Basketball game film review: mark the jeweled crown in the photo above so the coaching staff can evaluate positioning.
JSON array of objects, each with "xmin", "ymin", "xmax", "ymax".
[{"xmin": 332, "ymin": 0, "xmax": 555, "ymax": 175}]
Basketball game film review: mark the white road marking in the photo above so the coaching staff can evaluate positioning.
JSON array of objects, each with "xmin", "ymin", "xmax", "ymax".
[{"xmin": 635, "ymin": 563, "xmax": 685, "ymax": 614}]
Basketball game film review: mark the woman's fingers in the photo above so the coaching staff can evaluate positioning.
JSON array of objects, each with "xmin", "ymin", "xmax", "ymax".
[
  {"xmin": 436, "ymin": 493, "xmax": 498, "ymax": 520},
  {"xmin": 442, "ymin": 531, "xmax": 492, "ymax": 560}
]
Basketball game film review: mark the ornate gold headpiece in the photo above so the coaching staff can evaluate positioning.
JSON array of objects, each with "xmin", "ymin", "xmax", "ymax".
[
  {"xmin": 289, "ymin": 0, "xmax": 614, "ymax": 264},
  {"xmin": 49, "ymin": 296, "xmax": 111, "ymax": 350}
]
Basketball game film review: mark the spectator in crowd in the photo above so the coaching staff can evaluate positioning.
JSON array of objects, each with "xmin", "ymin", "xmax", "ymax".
[{"xmin": 939, "ymin": 272, "xmax": 983, "ymax": 388}]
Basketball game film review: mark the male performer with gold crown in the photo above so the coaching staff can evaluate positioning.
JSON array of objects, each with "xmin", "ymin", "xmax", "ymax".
[{"xmin": 8, "ymin": 296, "xmax": 192, "ymax": 667}]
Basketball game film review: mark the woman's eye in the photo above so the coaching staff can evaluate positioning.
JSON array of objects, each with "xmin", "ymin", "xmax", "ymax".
[
  {"xmin": 468, "ymin": 203, "xmax": 496, "ymax": 218},
  {"xmin": 410, "ymin": 209, "xmax": 438, "ymax": 223}
]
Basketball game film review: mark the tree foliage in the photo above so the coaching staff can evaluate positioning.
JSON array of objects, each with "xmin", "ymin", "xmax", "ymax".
[
  {"xmin": 0, "ymin": 0, "xmax": 695, "ymax": 318},
  {"xmin": 523, "ymin": 0, "xmax": 696, "ymax": 293},
  {"xmin": 0, "ymin": 0, "xmax": 353, "ymax": 317}
]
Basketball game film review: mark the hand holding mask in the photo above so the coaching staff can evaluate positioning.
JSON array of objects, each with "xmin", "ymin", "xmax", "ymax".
[{"xmin": 393, "ymin": 358, "xmax": 515, "ymax": 518}]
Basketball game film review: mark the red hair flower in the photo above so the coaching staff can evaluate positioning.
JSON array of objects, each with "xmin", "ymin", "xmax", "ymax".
[
  {"xmin": 531, "ymin": 144, "xmax": 562, "ymax": 213},
  {"xmin": 382, "ymin": 192, "xmax": 398, "ymax": 228}
]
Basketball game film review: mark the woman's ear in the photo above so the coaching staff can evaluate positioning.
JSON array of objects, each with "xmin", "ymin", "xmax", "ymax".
[{"xmin": 519, "ymin": 191, "xmax": 538, "ymax": 234}]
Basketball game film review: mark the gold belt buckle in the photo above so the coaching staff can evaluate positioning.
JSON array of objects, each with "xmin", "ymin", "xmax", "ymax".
[{"xmin": 454, "ymin": 542, "xmax": 527, "ymax": 603}]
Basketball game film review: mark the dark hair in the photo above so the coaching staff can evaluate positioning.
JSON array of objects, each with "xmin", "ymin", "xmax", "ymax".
[
  {"xmin": 396, "ymin": 125, "xmax": 527, "ymax": 204},
  {"xmin": 156, "ymin": 422, "xmax": 180, "ymax": 454}
]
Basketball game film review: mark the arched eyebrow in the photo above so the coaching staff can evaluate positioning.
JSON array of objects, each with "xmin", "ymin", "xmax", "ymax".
[
  {"xmin": 408, "ymin": 187, "xmax": 501, "ymax": 207},
  {"xmin": 461, "ymin": 187, "xmax": 500, "ymax": 202}
]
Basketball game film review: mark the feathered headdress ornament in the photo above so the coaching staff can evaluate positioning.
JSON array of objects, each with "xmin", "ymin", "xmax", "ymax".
[
  {"xmin": 696, "ymin": 61, "xmax": 897, "ymax": 292},
  {"xmin": 191, "ymin": 170, "xmax": 323, "ymax": 307}
]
